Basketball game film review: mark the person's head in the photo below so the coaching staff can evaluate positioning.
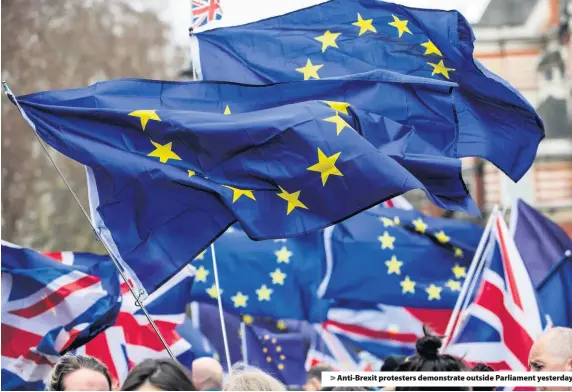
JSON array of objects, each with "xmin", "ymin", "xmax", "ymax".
[
  {"xmin": 191, "ymin": 357, "xmax": 223, "ymax": 391},
  {"xmin": 223, "ymin": 364, "xmax": 286, "ymax": 391},
  {"xmin": 471, "ymin": 363, "xmax": 495, "ymax": 391},
  {"xmin": 380, "ymin": 356, "xmax": 406, "ymax": 372},
  {"xmin": 47, "ymin": 354, "xmax": 112, "ymax": 391},
  {"xmin": 304, "ymin": 365, "xmax": 333, "ymax": 391},
  {"xmin": 528, "ymin": 327, "xmax": 572, "ymax": 391},
  {"xmin": 121, "ymin": 358, "xmax": 195, "ymax": 391},
  {"xmin": 395, "ymin": 328, "xmax": 467, "ymax": 391}
]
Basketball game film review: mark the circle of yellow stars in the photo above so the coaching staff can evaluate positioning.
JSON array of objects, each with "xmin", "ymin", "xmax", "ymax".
[{"xmin": 378, "ymin": 215, "xmax": 468, "ymax": 301}]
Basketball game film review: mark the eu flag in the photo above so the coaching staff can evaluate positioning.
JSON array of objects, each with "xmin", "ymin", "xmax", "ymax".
[
  {"xmin": 512, "ymin": 199, "xmax": 572, "ymax": 327},
  {"xmin": 191, "ymin": 225, "xmax": 328, "ymax": 322},
  {"xmin": 194, "ymin": 0, "xmax": 544, "ymax": 181},
  {"xmin": 319, "ymin": 205, "xmax": 483, "ymax": 308},
  {"xmin": 7, "ymin": 72, "xmax": 477, "ymax": 294}
]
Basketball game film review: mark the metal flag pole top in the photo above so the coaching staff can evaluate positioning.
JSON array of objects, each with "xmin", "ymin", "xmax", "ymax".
[{"xmin": 3, "ymin": 82, "xmax": 177, "ymax": 361}]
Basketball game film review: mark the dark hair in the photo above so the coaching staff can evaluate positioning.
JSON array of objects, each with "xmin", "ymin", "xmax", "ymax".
[
  {"xmin": 46, "ymin": 354, "xmax": 112, "ymax": 391},
  {"xmin": 395, "ymin": 327, "xmax": 468, "ymax": 391},
  {"xmin": 121, "ymin": 358, "xmax": 195, "ymax": 391},
  {"xmin": 471, "ymin": 363, "xmax": 495, "ymax": 391},
  {"xmin": 307, "ymin": 364, "xmax": 333, "ymax": 381},
  {"xmin": 380, "ymin": 355, "xmax": 407, "ymax": 371}
]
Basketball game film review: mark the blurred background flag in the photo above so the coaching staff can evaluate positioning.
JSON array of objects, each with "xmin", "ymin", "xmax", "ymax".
[
  {"xmin": 1, "ymin": 242, "xmax": 121, "ymax": 390},
  {"xmin": 194, "ymin": 0, "xmax": 544, "ymax": 182},
  {"xmin": 7, "ymin": 71, "xmax": 478, "ymax": 295},
  {"xmin": 318, "ymin": 205, "xmax": 483, "ymax": 330},
  {"xmin": 445, "ymin": 214, "xmax": 547, "ymax": 371},
  {"xmin": 191, "ymin": 225, "xmax": 327, "ymax": 322},
  {"xmin": 191, "ymin": 0, "xmax": 222, "ymax": 29},
  {"xmin": 511, "ymin": 199, "xmax": 572, "ymax": 327}
]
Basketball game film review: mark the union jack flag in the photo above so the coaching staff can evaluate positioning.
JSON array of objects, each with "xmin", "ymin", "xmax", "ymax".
[
  {"xmin": 1, "ymin": 242, "xmax": 121, "ymax": 390},
  {"xmin": 445, "ymin": 214, "xmax": 547, "ymax": 372},
  {"xmin": 192, "ymin": 0, "xmax": 223, "ymax": 29}
]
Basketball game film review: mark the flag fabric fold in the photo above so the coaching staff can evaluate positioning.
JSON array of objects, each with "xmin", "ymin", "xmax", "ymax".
[
  {"xmin": 194, "ymin": 0, "xmax": 543, "ymax": 181},
  {"xmin": 8, "ymin": 71, "xmax": 477, "ymax": 295}
]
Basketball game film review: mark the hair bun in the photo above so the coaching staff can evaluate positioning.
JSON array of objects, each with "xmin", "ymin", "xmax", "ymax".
[{"xmin": 415, "ymin": 335, "xmax": 442, "ymax": 358}]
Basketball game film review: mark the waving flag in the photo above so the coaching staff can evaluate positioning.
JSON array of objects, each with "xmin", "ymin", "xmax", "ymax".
[
  {"xmin": 1, "ymin": 242, "xmax": 121, "ymax": 390},
  {"xmin": 7, "ymin": 70, "xmax": 478, "ymax": 295},
  {"xmin": 192, "ymin": 0, "xmax": 223, "ymax": 29},
  {"xmin": 194, "ymin": 0, "xmax": 543, "ymax": 182},
  {"xmin": 512, "ymin": 199, "xmax": 572, "ymax": 327},
  {"xmin": 319, "ymin": 206, "xmax": 483, "ymax": 312},
  {"xmin": 191, "ymin": 225, "xmax": 327, "ymax": 321},
  {"xmin": 446, "ymin": 214, "xmax": 546, "ymax": 371},
  {"xmin": 77, "ymin": 266, "xmax": 196, "ymax": 383}
]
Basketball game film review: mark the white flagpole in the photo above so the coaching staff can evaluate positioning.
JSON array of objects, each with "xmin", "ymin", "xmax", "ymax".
[
  {"xmin": 442, "ymin": 206, "xmax": 499, "ymax": 347},
  {"xmin": 240, "ymin": 321, "xmax": 249, "ymax": 366},
  {"xmin": 210, "ymin": 242, "xmax": 232, "ymax": 373}
]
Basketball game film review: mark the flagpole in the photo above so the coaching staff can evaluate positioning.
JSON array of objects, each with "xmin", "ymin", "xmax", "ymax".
[
  {"xmin": 240, "ymin": 321, "xmax": 249, "ymax": 366},
  {"xmin": 442, "ymin": 206, "xmax": 498, "ymax": 348},
  {"xmin": 536, "ymin": 250, "xmax": 571, "ymax": 291},
  {"xmin": 2, "ymin": 82, "xmax": 177, "ymax": 361},
  {"xmin": 210, "ymin": 242, "xmax": 233, "ymax": 373}
]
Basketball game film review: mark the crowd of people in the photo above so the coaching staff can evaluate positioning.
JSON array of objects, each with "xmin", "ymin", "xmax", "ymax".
[{"xmin": 45, "ymin": 327, "xmax": 572, "ymax": 391}]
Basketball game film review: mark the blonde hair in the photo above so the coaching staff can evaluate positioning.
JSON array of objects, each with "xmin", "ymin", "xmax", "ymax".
[{"xmin": 223, "ymin": 364, "xmax": 286, "ymax": 391}]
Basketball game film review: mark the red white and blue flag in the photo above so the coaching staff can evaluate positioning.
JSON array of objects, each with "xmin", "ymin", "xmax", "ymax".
[
  {"xmin": 192, "ymin": 0, "xmax": 223, "ymax": 29},
  {"xmin": 445, "ymin": 214, "xmax": 547, "ymax": 371},
  {"xmin": 1, "ymin": 242, "xmax": 121, "ymax": 391}
]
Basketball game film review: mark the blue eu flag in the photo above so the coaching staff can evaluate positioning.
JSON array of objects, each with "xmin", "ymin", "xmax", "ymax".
[
  {"xmin": 194, "ymin": 0, "xmax": 544, "ymax": 182},
  {"xmin": 513, "ymin": 199, "xmax": 572, "ymax": 327},
  {"xmin": 7, "ymin": 73, "xmax": 476, "ymax": 294},
  {"xmin": 191, "ymin": 225, "xmax": 328, "ymax": 322},
  {"xmin": 319, "ymin": 205, "xmax": 483, "ymax": 308}
]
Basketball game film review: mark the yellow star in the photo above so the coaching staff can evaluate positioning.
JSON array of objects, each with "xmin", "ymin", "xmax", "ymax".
[
  {"xmin": 147, "ymin": 141, "xmax": 182, "ymax": 164},
  {"xmin": 276, "ymin": 346, "xmax": 282, "ymax": 352},
  {"xmin": 394, "ymin": 217, "xmax": 400, "ymax": 225},
  {"xmin": 206, "ymin": 284, "xmax": 223, "ymax": 299},
  {"xmin": 195, "ymin": 265, "xmax": 210, "ymax": 283},
  {"xmin": 315, "ymin": 30, "xmax": 341, "ymax": 52},
  {"xmin": 385, "ymin": 255, "xmax": 403, "ymax": 275},
  {"xmin": 307, "ymin": 148, "xmax": 343, "ymax": 186},
  {"xmin": 231, "ymin": 291, "xmax": 249, "ymax": 308},
  {"xmin": 266, "ymin": 356, "xmax": 272, "ymax": 363},
  {"xmin": 194, "ymin": 250, "xmax": 207, "ymax": 261},
  {"xmin": 295, "ymin": 59, "xmax": 323, "ymax": 80},
  {"xmin": 380, "ymin": 217, "xmax": 395, "ymax": 227},
  {"xmin": 412, "ymin": 218, "xmax": 427, "ymax": 234},
  {"xmin": 322, "ymin": 101, "xmax": 350, "ymax": 115},
  {"xmin": 256, "ymin": 284, "xmax": 273, "ymax": 301},
  {"xmin": 270, "ymin": 268, "xmax": 287, "ymax": 285},
  {"xmin": 277, "ymin": 186, "xmax": 308, "ymax": 215},
  {"xmin": 388, "ymin": 324, "xmax": 400, "ymax": 334},
  {"xmin": 426, "ymin": 284, "xmax": 442, "ymax": 300},
  {"xmin": 454, "ymin": 247, "xmax": 464, "ymax": 258},
  {"xmin": 274, "ymin": 246, "xmax": 292, "ymax": 263},
  {"xmin": 222, "ymin": 185, "xmax": 256, "ymax": 203},
  {"xmin": 452, "ymin": 264, "xmax": 467, "ymax": 279},
  {"xmin": 242, "ymin": 314, "xmax": 253, "ymax": 325},
  {"xmin": 188, "ymin": 170, "xmax": 196, "ymax": 177},
  {"xmin": 323, "ymin": 112, "xmax": 351, "ymax": 135},
  {"xmin": 278, "ymin": 363, "xmax": 285, "ymax": 370},
  {"xmin": 128, "ymin": 110, "xmax": 161, "ymax": 131},
  {"xmin": 353, "ymin": 13, "xmax": 376, "ymax": 36},
  {"xmin": 435, "ymin": 230, "xmax": 450, "ymax": 244},
  {"xmin": 277, "ymin": 320, "xmax": 287, "ymax": 331},
  {"xmin": 388, "ymin": 15, "xmax": 412, "ymax": 38},
  {"xmin": 279, "ymin": 354, "xmax": 286, "ymax": 360},
  {"xmin": 445, "ymin": 279, "xmax": 461, "ymax": 292},
  {"xmin": 428, "ymin": 60, "xmax": 456, "ymax": 80},
  {"xmin": 378, "ymin": 231, "xmax": 396, "ymax": 250},
  {"xmin": 224, "ymin": 105, "xmax": 231, "ymax": 115},
  {"xmin": 400, "ymin": 275, "xmax": 416, "ymax": 294},
  {"xmin": 421, "ymin": 40, "xmax": 442, "ymax": 56}
]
